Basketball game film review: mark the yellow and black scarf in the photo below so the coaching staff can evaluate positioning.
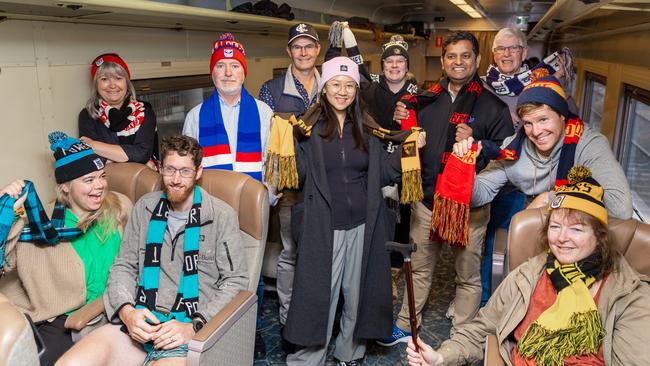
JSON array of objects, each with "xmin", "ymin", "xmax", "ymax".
[
  {"xmin": 517, "ymin": 252, "xmax": 605, "ymax": 366},
  {"xmin": 265, "ymin": 102, "xmax": 423, "ymax": 204}
]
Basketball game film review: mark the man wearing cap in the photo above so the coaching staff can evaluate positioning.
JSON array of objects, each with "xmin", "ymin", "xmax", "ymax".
[
  {"xmin": 454, "ymin": 75, "xmax": 632, "ymax": 221},
  {"xmin": 257, "ymin": 25, "xmax": 321, "ymax": 353},
  {"xmin": 183, "ymin": 32, "xmax": 275, "ymax": 360},
  {"xmin": 259, "ymin": 22, "xmax": 321, "ymax": 115}
]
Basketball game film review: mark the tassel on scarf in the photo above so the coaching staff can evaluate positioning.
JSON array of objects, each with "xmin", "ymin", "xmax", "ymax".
[
  {"xmin": 267, "ymin": 103, "xmax": 422, "ymax": 196},
  {"xmin": 518, "ymin": 310, "xmax": 604, "ymax": 366},
  {"xmin": 399, "ymin": 128, "xmax": 423, "ymax": 204},
  {"xmin": 430, "ymin": 144, "xmax": 478, "ymax": 247},
  {"xmin": 517, "ymin": 255, "xmax": 605, "ymax": 366},
  {"xmin": 265, "ymin": 114, "xmax": 302, "ymax": 190},
  {"xmin": 328, "ymin": 21, "xmax": 345, "ymax": 49}
]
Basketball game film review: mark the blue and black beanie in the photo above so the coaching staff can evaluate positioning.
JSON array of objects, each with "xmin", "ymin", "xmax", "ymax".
[
  {"xmin": 48, "ymin": 131, "xmax": 105, "ymax": 184},
  {"xmin": 517, "ymin": 75, "xmax": 569, "ymax": 117}
]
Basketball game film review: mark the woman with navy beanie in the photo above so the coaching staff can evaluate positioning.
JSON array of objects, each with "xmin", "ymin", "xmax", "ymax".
[{"xmin": 0, "ymin": 132, "xmax": 132, "ymax": 365}]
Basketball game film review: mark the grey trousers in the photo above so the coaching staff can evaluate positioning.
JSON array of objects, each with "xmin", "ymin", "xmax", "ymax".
[
  {"xmin": 276, "ymin": 190, "xmax": 298, "ymax": 325},
  {"xmin": 286, "ymin": 224, "xmax": 367, "ymax": 366}
]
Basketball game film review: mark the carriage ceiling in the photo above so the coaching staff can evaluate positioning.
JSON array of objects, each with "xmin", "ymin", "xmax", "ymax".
[{"xmin": 0, "ymin": 0, "xmax": 647, "ymax": 42}]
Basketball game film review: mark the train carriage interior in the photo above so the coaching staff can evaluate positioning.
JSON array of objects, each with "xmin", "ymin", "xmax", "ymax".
[{"xmin": 0, "ymin": 0, "xmax": 649, "ymax": 365}]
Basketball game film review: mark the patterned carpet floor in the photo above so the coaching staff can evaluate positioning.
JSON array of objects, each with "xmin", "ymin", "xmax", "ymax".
[{"xmin": 254, "ymin": 245, "xmax": 472, "ymax": 365}]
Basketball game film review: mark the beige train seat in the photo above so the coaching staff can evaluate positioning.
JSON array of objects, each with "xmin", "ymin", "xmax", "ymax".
[
  {"xmin": 104, "ymin": 162, "xmax": 161, "ymax": 203},
  {"xmin": 0, "ymin": 293, "xmax": 39, "ymax": 366},
  {"xmin": 485, "ymin": 208, "xmax": 650, "ymax": 365},
  {"xmin": 65, "ymin": 163, "xmax": 269, "ymax": 366}
]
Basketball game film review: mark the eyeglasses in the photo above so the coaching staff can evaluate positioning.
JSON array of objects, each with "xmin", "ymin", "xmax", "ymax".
[
  {"xmin": 290, "ymin": 44, "xmax": 317, "ymax": 52},
  {"xmin": 326, "ymin": 82, "xmax": 357, "ymax": 93},
  {"xmin": 161, "ymin": 166, "xmax": 196, "ymax": 178},
  {"xmin": 493, "ymin": 45, "xmax": 525, "ymax": 54}
]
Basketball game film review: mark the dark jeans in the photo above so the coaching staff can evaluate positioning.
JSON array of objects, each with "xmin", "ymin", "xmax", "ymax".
[
  {"xmin": 480, "ymin": 189, "xmax": 526, "ymax": 306},
  {"xmin": 36, "ymin": 315, "xmax": 74, "ymax": 366}
]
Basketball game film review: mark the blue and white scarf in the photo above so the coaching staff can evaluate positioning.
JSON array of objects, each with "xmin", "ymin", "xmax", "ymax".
[{"xmin": 198, "ymin": 87, "xmax": 263, "ymax": 181}]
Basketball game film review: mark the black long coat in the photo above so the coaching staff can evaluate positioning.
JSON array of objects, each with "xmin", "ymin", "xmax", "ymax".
[{"xmin": 283, "ymin": 120, "xmax": 402, "ymax": 346}]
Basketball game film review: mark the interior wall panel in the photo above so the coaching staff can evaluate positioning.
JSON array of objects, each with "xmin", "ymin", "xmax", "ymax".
[{"xmin": 0, "ymin": 18, "xmax": 425, "ymax": 200}]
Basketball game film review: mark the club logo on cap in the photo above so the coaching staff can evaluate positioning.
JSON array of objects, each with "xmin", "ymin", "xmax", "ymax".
[
  {"xmin": 224, "ymin": 48, "xmax": 234, "ymax": 58},
  {"xmin": 393, "ymin": 48, "xmax": 401, "ymax": 54},
  {"xmin": 95, "ymin": 57, "xmax": 104, "ymax": 67},
  {"xmin": 340, "ymin": 65, "xmax": 348, "ymax": 71},
  {"xmin": 93, "ymin": 158, "xmax": 105, "ymax": 170},
  {"xmin": 296, "ymin": 23, "xmax": 308, "ymax": 33},
  {"xmin": 550, "ymin": 195, "xmax": 565, "ymax": 209}
]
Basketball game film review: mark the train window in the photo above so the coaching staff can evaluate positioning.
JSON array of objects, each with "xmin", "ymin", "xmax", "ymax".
[
  {"xmin": 618, "ymin": 85, "xmax": 650, "ymax": 222},
  {"xmin": 581, "ymin": 72, "xmax": 606, "ymax": 131},
  {"xmin": 133, "ymin": 75, "xmax": 213, "ymax": 142}
]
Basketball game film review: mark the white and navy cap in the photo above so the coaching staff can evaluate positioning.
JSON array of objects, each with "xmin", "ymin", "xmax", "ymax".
[{"xmin": 288, "ymin": 23, "xmax": 319, "ymax": 45}]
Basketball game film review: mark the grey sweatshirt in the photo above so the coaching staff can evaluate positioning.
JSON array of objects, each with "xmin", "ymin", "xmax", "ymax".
[
  {"xmin": 471, "ymin": 125, "xmax": 633, "ymax": 219},
  {"xmin": 105, "ymin": 186, "xmax": 249, "ymax": 322}
]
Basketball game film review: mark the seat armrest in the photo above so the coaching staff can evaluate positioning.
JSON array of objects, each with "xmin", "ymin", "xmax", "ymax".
[
  {"xmin": 484, "ymin": 334, "xmax": 505, "ymax": 366},
  {"xmin": 187, "ymin": 291, "xmax": 257, "ymax": 366},
  {"xmin": 64, "ymin": 297, "xmax": 105, "ymax": 331},
  {"xmin": 190, "ymin": 291, "xmax": 256, "ymax": 343}
]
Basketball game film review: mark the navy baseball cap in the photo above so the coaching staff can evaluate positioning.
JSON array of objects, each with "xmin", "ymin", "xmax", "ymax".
[{"xmin": 288, "ymin": 23, "xmax": 319, "ymax": 45}]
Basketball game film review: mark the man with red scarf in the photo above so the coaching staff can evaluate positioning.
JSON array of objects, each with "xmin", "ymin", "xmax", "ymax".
[{"xmin": 378, "ymin": 32, "xmax": 514, "ymax": 346}]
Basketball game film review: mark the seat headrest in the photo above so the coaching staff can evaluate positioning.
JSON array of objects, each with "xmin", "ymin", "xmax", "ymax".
[
  {"xmin": 508, "ymin": 208, "xmax": 650, "ymax": 277},
  {"xmin": 198, "ymin": 170, "xmax": 268, "ymax": 240},
  {"xmin": 105, "ymin": 163, "xmax": 268, "ymax": 240},
  {"xmin": 105, "ymin": 162, "xmax": 161, "ymax": 203}
]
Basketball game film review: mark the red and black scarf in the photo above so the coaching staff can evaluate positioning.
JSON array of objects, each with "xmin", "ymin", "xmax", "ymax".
[{"xmin": 399, "ymin": 75, "xmax": 484, "ymax": 246}]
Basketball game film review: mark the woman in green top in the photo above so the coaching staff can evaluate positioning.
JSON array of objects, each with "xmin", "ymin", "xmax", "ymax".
[{"xmin": 0, "ymin": 132, "xmax": 132, "ymax": 366}]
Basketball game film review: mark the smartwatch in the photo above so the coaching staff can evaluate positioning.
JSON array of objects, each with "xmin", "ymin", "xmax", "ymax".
[{"xmin": 192, "ymin": 316, "xmax": 206, "ymax": 333}]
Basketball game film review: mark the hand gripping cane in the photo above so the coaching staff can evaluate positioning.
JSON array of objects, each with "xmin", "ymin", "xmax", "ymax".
[{"xmin": 385, "ymin": 241, "xmax": 419, "ymax": 351}]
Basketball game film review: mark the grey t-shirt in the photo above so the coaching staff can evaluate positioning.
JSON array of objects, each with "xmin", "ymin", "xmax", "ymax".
[{"xmin": 167, "ymin": 210, "xmax": 188, "ymax": 239}]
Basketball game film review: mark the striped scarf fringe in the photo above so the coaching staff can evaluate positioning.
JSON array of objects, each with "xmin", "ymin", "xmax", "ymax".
[
  {"xmin": 518, "ymin": 310, "xmax": 604, "ymax": 366},
  {"xmin": 398, "ymin": 76, "xmax": 484, "ymax": 247},
  {"xmin": 517, "ymin": 252, "xmax": 604, "ymax": 366}
]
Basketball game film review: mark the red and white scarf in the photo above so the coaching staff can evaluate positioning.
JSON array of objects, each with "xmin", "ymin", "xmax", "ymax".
[{"xmin": 98, "ymin": 99, "xmax": 145, "ymax": 137}]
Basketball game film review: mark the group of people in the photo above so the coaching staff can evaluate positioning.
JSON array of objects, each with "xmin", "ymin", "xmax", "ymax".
[{"xmin": 0, "ymin": 18, "xmax": 648, "ymax": 366}]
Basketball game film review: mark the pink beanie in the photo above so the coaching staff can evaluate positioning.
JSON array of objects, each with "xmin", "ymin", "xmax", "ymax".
[{"xmin": 319, "ymin": 56, "xmax": 360, "ymax": 91}]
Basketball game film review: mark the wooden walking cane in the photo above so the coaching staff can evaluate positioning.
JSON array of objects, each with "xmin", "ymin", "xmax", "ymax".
[{"xmin": 386, "ymin": 241, "xmax": 419, "ymax": 351}]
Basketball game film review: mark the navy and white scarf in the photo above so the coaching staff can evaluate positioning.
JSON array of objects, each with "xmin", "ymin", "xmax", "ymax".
[
  {"xmin": 486, "ymin": 49, "xmax": 569, "ymax": 97},
  {"xmin": 135, "ymin": 186, "xmax": 202, "ymax": 351}
]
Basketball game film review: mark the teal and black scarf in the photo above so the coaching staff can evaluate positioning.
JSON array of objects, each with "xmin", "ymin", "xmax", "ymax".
[
  {"xmin": 135, "ymin": 186, "xmax": 202, "ymax": 351},
  {"xmin": 1, "ymin": 180, "xmax": 82, "ymax": 271}
]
